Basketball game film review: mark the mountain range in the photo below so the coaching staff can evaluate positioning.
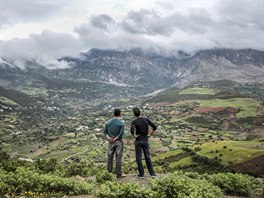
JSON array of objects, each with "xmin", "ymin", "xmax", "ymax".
[{"xmin": 0, "ymin": 48, "xmax": 263, "ymax": 102}]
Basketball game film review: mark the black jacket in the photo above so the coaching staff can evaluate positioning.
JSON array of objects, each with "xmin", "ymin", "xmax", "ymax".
[{"xmin": 130, "ymin": 117, "xmax": 157, "ymax": 141}]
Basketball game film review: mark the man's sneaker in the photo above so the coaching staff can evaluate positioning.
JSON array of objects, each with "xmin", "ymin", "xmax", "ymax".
[
  {"xmin": 151, "ymin": 175, "xmax": 156, "ymax": 178},
  {"xmin": 136, "ymin": 174, "xmax": 144, "ymax": 179},
  {"xmin": 117, "ymin": 175, "xmax": 126, "ymax": 178}
]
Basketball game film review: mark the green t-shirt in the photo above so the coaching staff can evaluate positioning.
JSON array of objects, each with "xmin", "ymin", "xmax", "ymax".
[{"xmin": 104, "ymin": 118, "xmax": 125, "ymax": 140}]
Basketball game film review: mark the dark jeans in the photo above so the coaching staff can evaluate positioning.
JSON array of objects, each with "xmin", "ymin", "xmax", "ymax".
[
  {"xmin": 107, "ymin": 139, "xmax": 123, "ymax": 176},
  {"xmin": 135, "ymin": 141, "xmax": 155, "ymax": 176}
]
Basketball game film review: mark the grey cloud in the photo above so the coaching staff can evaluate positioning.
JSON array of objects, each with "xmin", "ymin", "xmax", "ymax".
[
  {"xmin": 1, "ymin": 30, "xmax": 83, "ymax": 69},
  {"xmin": 121, "ymin": 8, "xmax": 212, "ymax": 36},
  {"xmin": 217, "ymin": 0, "xmax": 263, "ymax": 29},
  {"xmin": 118, "ymin": 0, "xmax": 262, "ymax": 51},
  {"xmin": 2, "ymin": 1, "xmax": 64, "ymax": 28},
  {"xmin": 91, "ymin": 14, "xmax": 115, "ymax": 30},
  {"xmin": 155, "ymin": 2, "xmax": 174, "ymax": 10},
  {"xmin": 74, "ymin": 21, "xmax": 151, "ymax": 50},
  {"xmin": 121, "ymin": 9, "xmax": 162, "ymax": 35},
  {"xmin": 204, "ymin": 0, "xmax": 263, "ymax": 49}
]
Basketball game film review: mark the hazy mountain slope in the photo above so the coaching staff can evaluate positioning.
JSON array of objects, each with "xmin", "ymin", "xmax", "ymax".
[
  {"xmin": 176, "ymin": 49, "xmax": 264, "ymax": 86},
  {"xmin": 0, "ymin": 86, "xmax": 36, "ymax": 106}
]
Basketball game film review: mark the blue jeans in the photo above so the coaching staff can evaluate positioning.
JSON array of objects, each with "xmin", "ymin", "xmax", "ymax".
[{"xmin": 135, "ymin": 141, "xmax": 155, "ymax": 176}]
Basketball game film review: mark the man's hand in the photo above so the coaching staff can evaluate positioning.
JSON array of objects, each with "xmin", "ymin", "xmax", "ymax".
[
  {"xmin": 106, "ymin": 135, "xmax": 114, "ymax": 142},
  {"xmin": 148, "ymin": 131, "xmax": 154, "ymax": 138},
  {"xmin": 112, "ymin": 137, "xmax": 118, "ymax": 142},
  {"xmin": 133, "ymin": 134, "xmax": 139, "ymax": 139}
]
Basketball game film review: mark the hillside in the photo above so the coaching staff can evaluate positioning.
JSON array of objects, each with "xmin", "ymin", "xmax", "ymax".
[
  {"xmin": 0, "ymin": 80, "xmax": 263, "ymax": 197},
  {"xmin": 147, "ymin": 80, "xmax": 264, "ymax": 103},
  {"xmin": 1, "ymin": 81, "xmax": 263, "ymax": 176},
  {"xmin": 0, "ymin": 86, "xmax": 36, "ymax": 107}
]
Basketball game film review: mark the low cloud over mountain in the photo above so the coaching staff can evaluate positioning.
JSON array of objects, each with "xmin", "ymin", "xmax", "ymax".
[{"xmin": 1, "ymin": 0, "xmax": 263, "ymax": 69}]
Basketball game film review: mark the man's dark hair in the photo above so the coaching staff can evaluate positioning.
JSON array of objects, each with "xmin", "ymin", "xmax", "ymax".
[
  {"xmin": 133, "ymin": 107, "xmax": 141, "ymax": 117},
  {"xmin": 114, "ymin": 109, "xmax": 121, "ymax": 116}
]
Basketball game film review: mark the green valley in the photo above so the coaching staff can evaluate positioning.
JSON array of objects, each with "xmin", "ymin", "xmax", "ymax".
[{"xmin": 0, "ymin": 80, "xmax": 264, "ymax": 197}]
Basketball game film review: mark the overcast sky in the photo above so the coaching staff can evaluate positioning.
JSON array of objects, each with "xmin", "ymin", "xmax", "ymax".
[{"xmin": 0, "ymin": 0, "xmax": 263, "ymax": 68}]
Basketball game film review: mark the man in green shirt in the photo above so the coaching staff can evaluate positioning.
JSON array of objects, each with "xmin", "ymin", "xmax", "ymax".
[{"xmin": 104, "ymin": 109, "xmax": 125, "ymax": 178}]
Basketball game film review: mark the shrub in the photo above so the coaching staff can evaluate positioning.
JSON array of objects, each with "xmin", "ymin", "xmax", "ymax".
[
  {"xmin": 0, "ymin": 167, "xmax": 94, "ymax": 196},
  {"xmin": 182, "ymin": 171, "xmax": 204, "ymax": 179},
  {"xmin": 34, "ymin": 158, "xmax": 58, "ymax": 173},
  {"xmin": 65, "ymin": 161, "xmax": 95, "ymax": 177},
  {"xmin": 96, "ymin": 181, "xmax": 156, "ymax": 198},
  {"xmin": 194, "ymin": 147, "xmax": 201, "ymax": 151},
  {"xmin": 205, "ymin": 173, "xmax": 261, "ymax": 196},
  {"xmin": 96, "ymin": 171, "xmax": 114, "ymax": 184},
  {"xmin": 150, "ymin": 173, "xmax": 223, "ymax": 198}
]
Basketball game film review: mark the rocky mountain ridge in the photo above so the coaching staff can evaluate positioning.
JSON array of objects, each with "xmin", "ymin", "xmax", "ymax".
[{"xmin": 0, "ymin": 48, "xmax": 263, "ymax": 98}]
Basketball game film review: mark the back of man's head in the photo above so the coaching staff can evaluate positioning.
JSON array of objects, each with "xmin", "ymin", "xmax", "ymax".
[
  {"xmin": 133, "ymin": 107, "xmax": 141, "ymax": 117},
  {"xmin": 114, "ymin": 109, "xmax": 121, "ymax": 117}
]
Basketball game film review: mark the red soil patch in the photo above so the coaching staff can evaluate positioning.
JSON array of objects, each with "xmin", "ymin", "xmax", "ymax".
[
  {"xmin": 252, "ymin": 125, "xmax": 264, "ymax": 131},
  {"xmin": 152, "ymin": 147, "xmax": 170, "ymax": 153},
  {"xmin": 233, "ymin": 155, "xmax": 264, "ymax": 176},
  {"xmin": 256, "ymin": 106, "xmax": 264, "ymax": 115},
  {"xmin": 195, "ymin": 107, "xmax": 225, "ymax": 113}
]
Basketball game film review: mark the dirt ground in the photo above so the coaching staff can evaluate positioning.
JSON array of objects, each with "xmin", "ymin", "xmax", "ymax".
[
  {"xmin": 233, "ymin": 155, "xmax": 264, "ymax": 176},
  {"xmin": 195, "ymin": 107, "xmax": 225, "ymax": 113}
]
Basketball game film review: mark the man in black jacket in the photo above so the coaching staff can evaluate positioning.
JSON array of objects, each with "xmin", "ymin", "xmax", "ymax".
[{"xmin": 130, "ymin": 107, "xmax": 157, "ymax": 178}]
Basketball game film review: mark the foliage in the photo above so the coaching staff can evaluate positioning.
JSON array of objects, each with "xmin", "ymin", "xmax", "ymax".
[
  {"xmin": 96, "ymin": 171, "xmax": 114, "ymax": 184},
  {"xmin": 96, "ymin": 181, "xmax": 156, "ymax": 198},
  {"xmin": 186, "ymin": 115, "xmax": 219, "ymax": 129},
  {"xmin": 0, "ymin": 167, "xmax": 94, "ymax": 196},
  {"xmin": 191, "ymin": 154, "xmax": 223, "ymax": 168},
  {"xmin": 150, "ymin": 173, "xmax": 223, "ymax": 198},
  {"xmin": 204, "ymin": 172, "xmax": 262, "ymax": 196},
  {"xmin": 34, "ymin": 158, "xmax": 59, "ymax": 173},
  {"xmin": 10, "ymin": 191, "xmax": 65, "ymax": 198},
  {"xmin": 0, "ymin": 147, "xmax": 32, "ymax": 172},
  {"xmin": 64, "ymin": 160, "xmax": 96, "ymax": 177}
]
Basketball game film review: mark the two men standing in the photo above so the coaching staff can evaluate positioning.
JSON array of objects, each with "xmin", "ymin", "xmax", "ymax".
[{"xmin": 104, "ymin": 108, "xmax": 157, "ymax": 178}]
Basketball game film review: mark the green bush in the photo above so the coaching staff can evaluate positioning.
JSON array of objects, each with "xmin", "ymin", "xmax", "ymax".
[
  {"xmin": 64, "ymin": 161, "xmax": 95, "ymax": 177},
  {"xmin": 34, "ymin": 158, "xmax": 59, "ymax": 173},
  {"xmin": 96, "ymin": 181, "xmax": 156, "ymax": 198},
  {"xmin": 96, "ymin": 171, "xmax": 114, "ymax": 184},
  {"xmin": 0, "ymin": 167, "xmax": 94, "ymax": 196},
  {"xmin": 205, "ymin": 172, "xmax": 261, "ymax": 196},
  {"xmin": 0, "ymin": 180, "xmax": 10, "ymax": 196},
  {"xmin": 182, "ymin": 171, "xmax": 203, "ymax": 179},
  {"xmin": 150, "ymin": 173, "xmax": 223, "ymax": 198}
]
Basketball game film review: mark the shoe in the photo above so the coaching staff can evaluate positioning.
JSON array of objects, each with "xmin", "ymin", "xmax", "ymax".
[
  {"xmin": 151, "ymin": 175, "xmax": 156, "ymax": 178},
  {"xmin": 117, "ymin": 175, "xmax": 126, "ymax": 178},
  {"xmin": 136, "ymin": 174, "xmax": 144, "ymax": 179}
]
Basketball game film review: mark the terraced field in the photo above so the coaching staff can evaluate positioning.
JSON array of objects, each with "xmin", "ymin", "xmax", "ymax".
[{"xmin": 197, "ymin": 98, "xmax": 261, "ymax": 118}]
